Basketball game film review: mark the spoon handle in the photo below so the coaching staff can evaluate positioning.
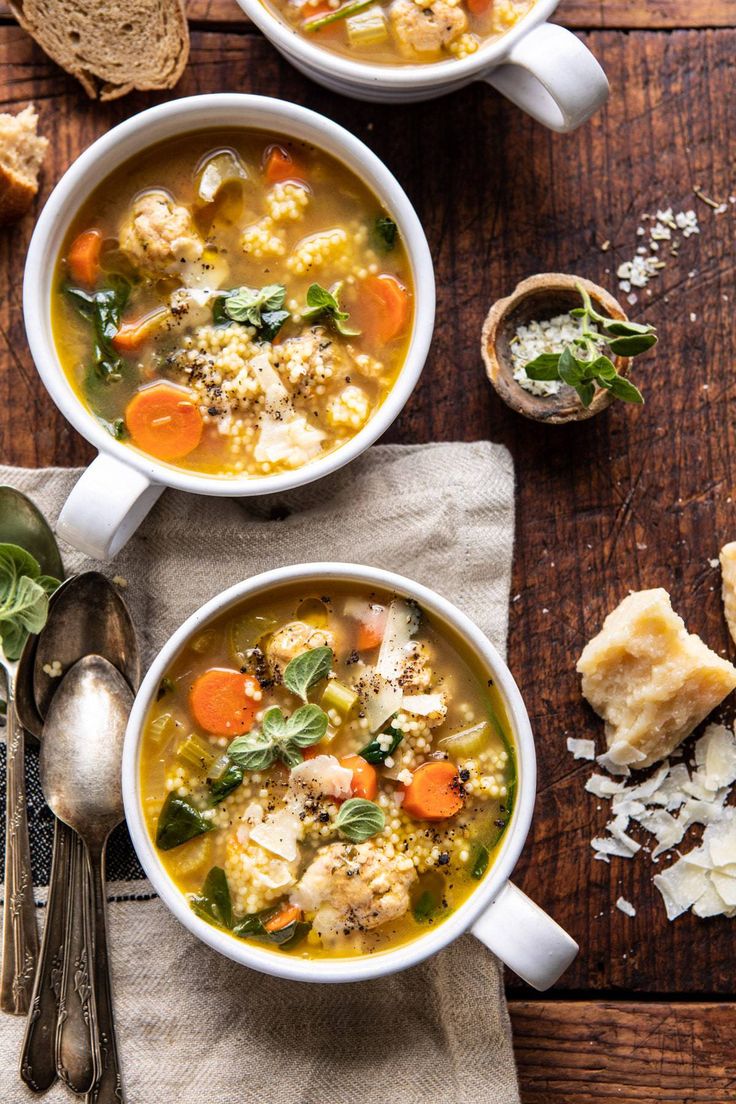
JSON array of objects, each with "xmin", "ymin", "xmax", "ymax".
[
  {"xmin": 20, "ymin": 818, "xmax": 74, "ymax": 1091},
  {"xmin": 1, "ymin": 693, "xmax": 39, "ymax": 1015},
  {"xmin": 85, "ymin": 844, "xmax": 124, "ymax": 1104},
  {"xmin": 56, "ymin": 836, "xmax": 101, "ymax": 1094}
]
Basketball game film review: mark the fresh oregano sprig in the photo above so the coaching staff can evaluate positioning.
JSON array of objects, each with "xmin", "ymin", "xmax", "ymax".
[
  {"xmin": 334, "ymin": 798, "xmax": 385, "ymax": 843},
  {"xmin": 283, "ymin": 646, "xmax": 333, "ymax": 702},
  {"xmin": 227, "ymin": 702, "xmax": 328, "ymax": 771},
  {"xmin": 302, "ymin": 282, "xmax": 360, "ymax": 337},
  {"xmin": 523, "ymin": 282, "xmax": 656, "ymax": 408}
]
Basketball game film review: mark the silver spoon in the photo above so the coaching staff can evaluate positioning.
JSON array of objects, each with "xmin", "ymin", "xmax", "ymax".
[
  {"xmin": 0, "ymin": 486, "xmax": 63, "ymax": 1016},
  {"xmin": 39, "ymin": 656, "xmax": 133, "ymax": 1103},
  {"xmin": 23, "ymin": 574, "xmax": 139, "ymax": 1097}
]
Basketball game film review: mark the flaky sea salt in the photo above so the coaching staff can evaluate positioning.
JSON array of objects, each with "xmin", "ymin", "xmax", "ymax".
[{"xmin": 510, "ymin": 313, "xmax": 604, "ymax": 398}]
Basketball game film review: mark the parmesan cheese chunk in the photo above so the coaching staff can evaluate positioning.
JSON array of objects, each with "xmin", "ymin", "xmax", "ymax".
[
  {"xmin": 720, "ymin": 542, "xmax": 736, "ymax": 645},
  {"xmin": 577, "ymin": 589, "xmax": 736, "ymax": 769}
]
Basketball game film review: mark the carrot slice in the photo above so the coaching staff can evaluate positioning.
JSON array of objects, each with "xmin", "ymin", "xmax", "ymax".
[
  {"xmin": 340, "ymin": 754, "xmax": 378, "ymax": 801},
  {"xmin": 68, "ymin": 229, "xmax": 103, "ymax": 288},
  {"xmin": 125, "ymin": 383, "xmax": 203, "ymax": 461},
  {"xmin": 264, "ymin": 904, "xmax": 303, "ymax": 933},
  {"xmin": 402, "ymin": 761, "xmax": 464, "ymax": 821},
  {"xmin": 190, "ymin": 668, "xmax": 261, "ymax": 736},
  {"xmin": 264, "ymin": 145, "xmax": 306, "ymax": 185},
  {"xmin": 355, "ymin": 605, "xmax": 386, "ymax": 651},
  {"xmin": 467, "ymin": 0, "xmax": 491, "ymax": 12},
  {"xmin": 112, "ymin": 307, "xmax": 169, "ymax": 352},
  {"xmin": 363, "ymin": 274, "xmax": 410, "ymax": 344}
]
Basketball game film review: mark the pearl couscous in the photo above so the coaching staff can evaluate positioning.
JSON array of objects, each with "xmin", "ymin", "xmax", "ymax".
[
  {"xmin": 141, "ymin": 581, "xmax": 517, "ymax": 958},
  {"xmin": 52, "ymin": 129, "xmax": 413, "ymax": 477}
]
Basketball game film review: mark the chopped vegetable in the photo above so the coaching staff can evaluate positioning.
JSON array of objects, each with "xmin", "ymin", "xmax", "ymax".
[
  {"xmin": 264, "ymin": 145, "xmax": 306, "ymax": 185},
  {"xmin": 340, "ymin": 754, "xmax": 378, "ymax": 800},
  {"xmin": 196, "ymin": 149, "xmax": 248, "ymax": 204},
  {"xmin": 125, "ymin": 383, "xmax": 203, "ymax": 461},
  {"xmin": 303, "ymin": 0, "xmax": 372, "ymax": 32},
  {"xmin": 346, "ymin": 5, "xmax": 389, "ymax": 47},
  {"xmin": 402, "ymin": 761, "xmax": 465, "ymax": 822},
  {"xmin": 439, "ymin": 720, "xmax": 490, "ymax": 757},
  {"xmin": 370, "ymin": 216, "xmax": 398, "ymax": 254},
  {"xmin": 67, "ymin": 228, "xmax": 103, "ymax": 288},
  {"xmin": 206, "ymin": 757, "xmax": 245, "ymax": 804},
  {"xmin": 111, "ymin": 307, "xmax": 169, "ymax": 352},
  {"xmin": 148, "ymin": 711, "xmax": 174, "ymax": 745},
  {"xmin": 363, "ymin": 274, "xmax": 410, "ymax": 344},
  {"xmin": 176, "ymin": 732, "xmax": 217, "ymax": 772},
  {"xmin": 228, "ymin": 613, "xmax": 278, "ymax": 665},
  {"xmin": 359, "ymin": 723, "xmax": 403, "ymax": 765},
  {"xmin": 156, "ymin": 793, "xmax": 211, "ymax": 851},
  {"xmin": 0, "ymin": 543, "xmax": 59, "ymax": 662},
  {"xmin": 228, "ymin": 702, "xmax": 328, "ymax": 770},
  {"xmin": 320, "ymin": 678, "xmax": 358, "ymax": 719},
  {"xmin": 190, "ymin": 668, "xmax": 261, "ymax": 736},
  {"xmin": 334, "ymin": 797, "xmax": 385, "ymax": 842},
  {"xmin": 191, "ymin": 867, "xmax": 309, "ymax": 948},
  {"xmin": 65, "ymin": 277, "xmax": 130, "ymax": 384},
  {"xmin": 263, "ymin": 903, "xmax": 303, "ymax": 933},
  {"xmin": 356, "ymin": 605, "xmax": 387, "ymax": 651}
]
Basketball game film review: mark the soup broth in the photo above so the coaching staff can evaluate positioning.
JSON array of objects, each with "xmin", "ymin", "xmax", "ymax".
[
  {"xmin": 265, "ymin": 0, "xmax": 535, "ymax": 66},
  {"xmin": 140, "ymin": 582, "xmax": 516, "ymax": 959},
  {"xmin": 52, "ymin": 130, "xmax": 414, "ymax": 477}
]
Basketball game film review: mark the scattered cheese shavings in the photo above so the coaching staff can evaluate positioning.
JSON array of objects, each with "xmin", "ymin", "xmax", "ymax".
[
  {"xmin": 616, "ymin": 897, "xmax": 636, "ymax": 917},
  {"xmin": 567, "ymin": 737, "xmax": 596, "ymax": 761},
  {"xmin": 585, "ymin": 774, "xmax": 626, "ymax": 797},
  {"xmin": 695, "ymin": 724, "xmax": 736, "ymax": 790}
]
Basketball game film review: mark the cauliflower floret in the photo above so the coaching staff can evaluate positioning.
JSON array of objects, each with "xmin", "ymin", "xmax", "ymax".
[
  {"xmin": 119, "ymin": 190, "xmax": 203, "ymax": 274},
  {"xmin": 265, "ymin": 619, "xmax": 335, "ymax": 678},
  {"xmin": 254, "ymin": 414, "xmax": 326, "ymax": 470},
  {"xmin": 291, "ymin": 841, "xmax": 416, "ymax": 947},
  {"xmin": 326, "ymin": 385, "xmax": 370, "ymax": 430},
  {"xmin": 390, "ymin": 0, "xmax": 467, "ymax": 57}
]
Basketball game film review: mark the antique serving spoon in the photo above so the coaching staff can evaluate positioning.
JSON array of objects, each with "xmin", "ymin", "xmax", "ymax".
[
  {"xmin": 21, "ymin": 573, "xmax": 139, "ymax": 1096},
  {"xmin": 0, "ymin": 486, "xmax": 63, "ymax": 1016},
  {"xmin": 39, "ymin": 655, "xmax": 133, "ymax": 1103}
]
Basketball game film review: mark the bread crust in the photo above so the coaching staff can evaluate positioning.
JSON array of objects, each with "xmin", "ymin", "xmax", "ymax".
[{"xmin": 0, "ymin": 167, "xmax": 36, "ymax": 224}]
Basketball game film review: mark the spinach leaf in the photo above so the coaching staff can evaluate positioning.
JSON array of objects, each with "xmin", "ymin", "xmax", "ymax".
[
  {"xmin": 190, "ymin": 867, "xmax": 233, "ymax": 928},
  {"xmin": 358, "ymin": 723, "xmax": 403, "ymax": 765},
  {"xmin": 470, "ymin": 843, "xmax": 489, "ymax": 880},
  {"xmin": 302, "ymin": 282, "xmax": 360, "ymax": 337},
  {"xmin": 412, "ymin": 890, "xmax": 442, "ymax": 923},
  {"xmin": 0, "ymin": 543, "xmax": 59, "ymax": 661},
  {"xmin": 206, "ymin": 760, "xmax": 245, "ymax": 804},
  {"xmin": 155, "ymin": 793, "xmax": 211, "ymax": 851},
  {"xmin": 65, "ymin": 277, "xmax": 131, "ymax": 383},
  {"xmin": 283, "ymin": 645, "xmax": 333, "ymax": 701},
  {"xmin": 371, "ymin": 216, "xmax": 398, "ymax": 253}
]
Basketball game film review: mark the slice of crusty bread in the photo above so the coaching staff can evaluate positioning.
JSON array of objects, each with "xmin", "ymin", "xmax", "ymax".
[
  {"xmin": 9, "ymin": 0, "xmax": 190, "ymax": 102},
  {"xmin": 0, "ymin": 104, "xmax": 48, "ymax": 225}
]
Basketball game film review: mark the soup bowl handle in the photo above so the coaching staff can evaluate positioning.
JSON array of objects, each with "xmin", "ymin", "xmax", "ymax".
[
  {"xmin": 471, "ymin": 880, "xmax": 578, "ymax": 991},
  {"xmin": 57, "ymin": 453, "xmax": 164, "ymax": 561},
  {"xmin": 482, "ymin": 22, "xmax": 609, "ymax": 134}
]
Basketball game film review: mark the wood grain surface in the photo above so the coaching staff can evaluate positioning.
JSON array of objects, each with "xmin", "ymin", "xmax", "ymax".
[{"xmin": 2, "ymin": 5, "xmax": 736, "ymax": 1102}]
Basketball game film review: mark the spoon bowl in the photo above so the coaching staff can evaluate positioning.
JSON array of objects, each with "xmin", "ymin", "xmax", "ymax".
[{"xmin": 0, "ymin": 486, "xmax": 64, "ymax": 581}]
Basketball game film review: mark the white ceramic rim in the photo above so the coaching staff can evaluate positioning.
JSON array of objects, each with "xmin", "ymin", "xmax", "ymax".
[
  {"xmin": 234, "ymin": 0, "xmax": 558, "ymax": 89},
  {"xmin": 23, "ymin": 94, "xmax": 435, "ymax": 498},
  {"xmin": 122, "ymin": 562, "xmax": 536, "ymax": 983}
]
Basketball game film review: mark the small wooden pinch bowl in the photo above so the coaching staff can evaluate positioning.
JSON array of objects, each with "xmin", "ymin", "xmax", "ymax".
[{"xmin": 481, "ymin": 273, "xmax": 632, "ymax": 424}]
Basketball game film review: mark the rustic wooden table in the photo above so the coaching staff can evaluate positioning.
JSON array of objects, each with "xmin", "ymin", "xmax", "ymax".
[{"xmin": 2, "ymin": 0, "xmax": 736, "ymax": 1099}]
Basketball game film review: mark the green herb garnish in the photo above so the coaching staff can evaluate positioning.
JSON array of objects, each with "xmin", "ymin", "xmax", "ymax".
[
  {"xmin": 523, "ymin": 282, "xmax": 656, "ymax": 407},
  {"xmin": 334, "ymin": 797, "xmax": 385, "ymax": 843},
  {"xmin": 65, "ymin": 277, "xmax": 130, "ymax": 383},
  {"xmin": 228, "ymin": 702, "xmax": 329, "ymax": 771},
  {"xmin": 371, "ymin": 216, "xmax": 398, "ymax": 253},
  {"xmin": 358, "ymin": 723, "xmax": 403, "ymax": 765},
  {"xmin": 190, "ymin": 866, "xmax": 233, "ymax": 928},
  {"xmin": 303, "ymin": 0, "xmax": 372, "ymax": 32},
  {"xmin": 0, "ymin": 543, "xmax": 59, "ymax": 661},
  {"xmin": 470, "ymin": 843, "xmax": 489, "ymax": 880},
  {"xmin": 206, "ymin": 760, "xmax": 245, "ymax": 805},
  {"xmin": 412, "ymin": 889, "xmax": 445, "ymax": 923},
  {"xmin": 215, "ymin": 284, "xmax": 290, "ymax": 342},
  {"xmin": 283, "ymin": 645, "xmax": 333, "ymax": 702},
  {"xmin": 302, "ymin": 282, "xmax": 360, "ymax": 337}
]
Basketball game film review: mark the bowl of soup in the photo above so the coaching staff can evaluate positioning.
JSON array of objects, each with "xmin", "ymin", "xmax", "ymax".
[
  {"xmin": 23, "ymin": 95, "xmax": 434, "ymax": 559},
  {"xmin": 122, "ymin": 563, "xmax": 577, "ymax": 988},
  {"xmin": 234, "ymin": 0, "xmax": 608, "ymax": 132}
]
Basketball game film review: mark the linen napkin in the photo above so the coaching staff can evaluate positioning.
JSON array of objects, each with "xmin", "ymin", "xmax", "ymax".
[{"xmin": 0, "ymin": 441, "xmax": 520, "ymax": 1104}]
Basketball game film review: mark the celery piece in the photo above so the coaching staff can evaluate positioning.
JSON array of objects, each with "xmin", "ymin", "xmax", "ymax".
[
  {"xmin": 304, "ymin": 0, "xmax": 373, "ymax": 33},
  {"xmin": 346, "ymin": 5, "xmax": 389, "ymax": 47},
  {"xmin": 228, "ymin": 613, "xmax": 278, "ymax": 665},
  {"xmin": 149, "ymin": 712, "xmax": 175, "ymax": 746},
  {"xmin": 191, "ymin": 629, "xmax": 217, "ymax": 654},
  {"xmin": 321, "ymin": 678, "xmax": 358, "ymax": 720},
  {"xmin": 177, "ymin": 733, "xmax": 217, "ymax": 772},
  {"xmin": 438, "ymin": 720, "xmax": 490, "ymax": 758}
]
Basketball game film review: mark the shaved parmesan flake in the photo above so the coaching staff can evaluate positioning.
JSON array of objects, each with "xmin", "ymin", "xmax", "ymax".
[
  {"xmin": 250, "ymin": 809, "xmax": 302, "ymax": 862},
  {"xmin": 616, "ymin": 897, "xmax": 636, "ymax": 917},
  {"xmin": 586, "ymin": 774, "xmax": 626, "ymax": 797},
  {"xmin": 591, "ymin": 837, "xmax": 637, "ymax": 859},
  {"xmin": 710, "ymin": 871, "xmax": 736, "ymax": 908},
  {"xmin": 596, "ymin": 752, "xmax": 631, "ymax": 777},
  {"xmin": 653, "ymin": 858, "xmax": 711, "ymax": 920},
  {"xmin": 695, "ymin": 724, "xmax": 736, "ymax": 790},
  {"xmin": 567, "ymin": 737, "xmax": 596, "ymax": 760}
]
